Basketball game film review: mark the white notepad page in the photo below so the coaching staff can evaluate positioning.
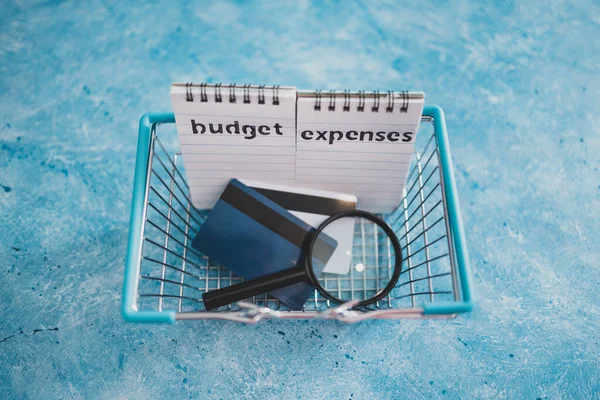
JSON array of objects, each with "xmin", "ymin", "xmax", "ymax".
[
  {"xmin": 296, "ymin": 91, "xmax": 425, "ymax": 213},
  {"xmin": 171, "ymin": 84, "xmax": 297, "ymax": 209}
]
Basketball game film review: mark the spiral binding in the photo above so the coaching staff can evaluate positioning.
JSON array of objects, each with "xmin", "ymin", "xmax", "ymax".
[
  {"xmin": 229, "ymin": 83, "xmax": 237, "ymax": 103},
  {"xmin": 243, "ymin": 84, "xmax": 251, "ymax": 104},
  {"xmin": 311, "ymin": 90, "xmax": 411, "ymax": 113},
  {"xmin": 272, "ymin": 85, "xmax": 280, "ymax": 106},
  {"xmin": 215, "ymin": 83, "xmax": 222, "ymax": 103},
  {"xmin": 386, "ymin": 90, "xmax": 394, "ymax": 112},
  {"xmin": 200, "ymin": 83, "xmax": 208, "ymax": 102},
  {"xmin": 343, "ymin": 90, "xmax": 351, "ymax": 112},
  {"xmin": 357, "ymin": 90, "xmax": 366, "ymax": 112},
  {"xmin": 181, "ymin": 83, "xmax": 412, "ymax": 111},
  {"xmin": 371, "ymin": 90, "xmax": 380, "ymax": 112},
  {"xmin": 185, "ymin": 82, "xmax": 193, "ymax": 102},
  {"xmin": 328, "ymin": 90, "xmax": 336, "ymax": 111},
  {"xmin": 183, "ymin": 83, "xmax": 281, "ymax": 106},
  {"xmin": 400, "ymin": 90, "xmax": 409, "ymax": 113},
  {"xmin": 314, "ymin": 89, "xmax": 322, "ymax": 111}
]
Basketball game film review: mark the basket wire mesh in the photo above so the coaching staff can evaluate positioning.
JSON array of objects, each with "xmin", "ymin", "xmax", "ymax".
[{"xmin": 129, "ymin": 115, "xmax": 465, "ymax": 322}]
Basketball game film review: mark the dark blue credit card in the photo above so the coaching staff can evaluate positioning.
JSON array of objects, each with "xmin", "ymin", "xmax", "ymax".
[{"xmin": 192, "ymin": 179, "xmax": 337, "ymax": 309}]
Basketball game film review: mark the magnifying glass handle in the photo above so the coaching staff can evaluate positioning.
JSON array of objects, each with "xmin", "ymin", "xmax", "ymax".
[{"xmin": 202, "ymin": 267, "xmax": 307, "ymax": 311}]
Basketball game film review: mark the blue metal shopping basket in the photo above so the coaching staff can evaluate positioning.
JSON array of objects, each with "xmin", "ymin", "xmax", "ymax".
[{"xmin": 122, "ymin": 105, "xmax": 472, "ymax": 323}]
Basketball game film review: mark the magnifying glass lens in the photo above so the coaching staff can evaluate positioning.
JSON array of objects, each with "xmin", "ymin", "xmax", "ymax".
[{"xmin": 307, "ymin": 211, "xmax": 401, "ymax": 307}]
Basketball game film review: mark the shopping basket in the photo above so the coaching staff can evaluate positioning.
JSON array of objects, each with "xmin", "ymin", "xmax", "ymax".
[{"xmin": 122, "ymin": 105, "xmax": 472, "ymax": 323}]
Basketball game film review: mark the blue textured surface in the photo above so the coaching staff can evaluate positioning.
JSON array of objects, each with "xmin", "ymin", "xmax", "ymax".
[{"xmin": 1, "ymin": 1, "xmax": 599, "ymax": 398}]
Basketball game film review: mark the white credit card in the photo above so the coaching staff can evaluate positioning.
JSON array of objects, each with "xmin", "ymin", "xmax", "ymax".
[{"xmin": 240, "ymin": 179, "xmax": 357, "ymax": 275}]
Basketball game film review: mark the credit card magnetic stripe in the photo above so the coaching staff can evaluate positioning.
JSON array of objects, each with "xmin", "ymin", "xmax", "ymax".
[{"xmin": 220, "ymin": 181, "xmax": 337, "ymax": 265}]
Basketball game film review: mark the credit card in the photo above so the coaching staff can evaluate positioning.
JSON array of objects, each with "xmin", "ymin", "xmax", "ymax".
[
  {"xmin": 192, "ymin": 179, "xmax": 337, "ymax": 309},
  {"xmin": 241, "ymin": 180, "xmax": 357, "ymax": 275}
]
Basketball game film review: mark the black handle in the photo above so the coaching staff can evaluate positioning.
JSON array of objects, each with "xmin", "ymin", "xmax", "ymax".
[{"xmin": 202, "ymin": 267, "xmax": 308, "ymax": 311}]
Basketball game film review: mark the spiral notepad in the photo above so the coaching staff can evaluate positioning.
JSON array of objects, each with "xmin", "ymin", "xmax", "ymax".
[
  {"xmin": 296, "ymin": 90, "xmax": 424, "ymax": 212},
  {"xmin": 171, "ymin": 83, "xmax": 424, "ymax": 212},
  {"xmin": 171, "ymin": 83, "xmax": 297, "ymax": 209}
]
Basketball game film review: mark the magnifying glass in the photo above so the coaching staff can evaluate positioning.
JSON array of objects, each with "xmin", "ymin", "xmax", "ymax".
[{"xmin": 202, "ymin": 210, "xmax": 402, "ymax": 310}]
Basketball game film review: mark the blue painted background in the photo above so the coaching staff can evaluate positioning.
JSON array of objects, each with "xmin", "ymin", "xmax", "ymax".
[{"xmin": 1, "ymin": 1, "xmax": 599, "ymax": 398}]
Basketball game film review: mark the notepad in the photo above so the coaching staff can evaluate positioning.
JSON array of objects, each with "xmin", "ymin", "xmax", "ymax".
[
  {"xmin": 171, "ymin": 84, "xmax": 297, "ymax": 209},
  {"xmin": 295, "ymin": 91, "xmax": 425, "ymax": 213}
]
